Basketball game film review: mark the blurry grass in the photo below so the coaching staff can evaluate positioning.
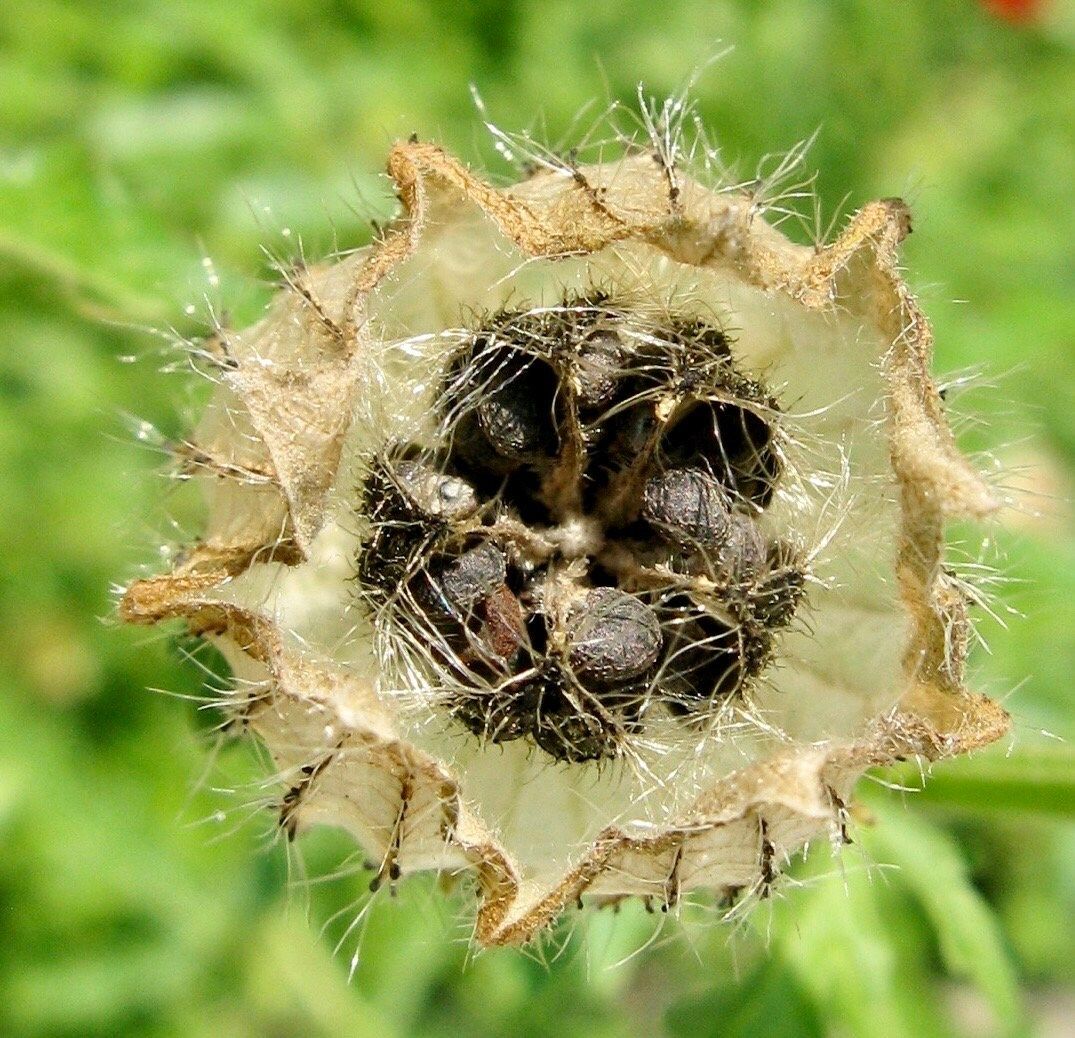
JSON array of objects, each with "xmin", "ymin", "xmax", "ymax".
[{"xmin": 1, "ymin": 1, "xmax": 1073, "ymax": 1035}]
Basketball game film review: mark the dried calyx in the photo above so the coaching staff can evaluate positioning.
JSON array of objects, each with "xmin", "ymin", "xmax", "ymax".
[
  {"xmin": 357, "ymin": 295, "xmax": 805, "ymax": 763},
  {"xmin": 119, "ymin": 120, "xmax": 1012, "ymax": 946}
]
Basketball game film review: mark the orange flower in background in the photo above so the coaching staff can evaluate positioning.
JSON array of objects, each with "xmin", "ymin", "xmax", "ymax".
[{"xmin": 980, "ymin": 0, "xmax": 1042, "ymax": 22}]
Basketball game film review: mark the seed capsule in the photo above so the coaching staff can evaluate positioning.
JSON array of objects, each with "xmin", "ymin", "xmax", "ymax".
[
  {"xmin": 642, "ymin": 467, "xmax": 731, "ymax": 548},
  {"xmin": 567, "ymin": 587, "xmax": 662, "ymax": 683},
  {"xmin": 375, "ymin": 296, "xmax": 799, "ymax": 752}
]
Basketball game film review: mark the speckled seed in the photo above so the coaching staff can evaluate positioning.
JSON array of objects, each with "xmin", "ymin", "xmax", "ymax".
[
  {"xmin": 720, "ymin": 513, "xmax": 767, "ymax": 582},
  {"xmin": 395, "ymin": 460, "xmax": 478, "ymax": 519},
  {"xmin": 440, "ymin": 542, "xmax": 508, "ymax": 610},
  {"xmin": 642, "ymin": 467, "xmax": 731, "ymax": 548},
  {"xmin": 575, "ymin": 331, "xmax": 626, "ymax": 411},
  {"xmin": 567, "ymin": 587, "xmax": 662, "ymax": 683},
  {"xmin": 476, "ymin": 355, "xmax": 557, "ymax": 461}
]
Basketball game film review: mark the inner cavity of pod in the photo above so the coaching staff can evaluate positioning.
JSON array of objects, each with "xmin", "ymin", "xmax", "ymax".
[{"xmin": 355, "ymin": 293, "xmax": 807, "ymax": 764}]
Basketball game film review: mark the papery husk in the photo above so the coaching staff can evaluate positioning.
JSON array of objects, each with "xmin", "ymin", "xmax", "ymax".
[{"xmin": 121, "ymin": 141, "xmax": 1009, "ymax": 946}]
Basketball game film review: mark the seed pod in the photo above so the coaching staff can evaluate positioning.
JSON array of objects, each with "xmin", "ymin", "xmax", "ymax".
[
  {"xmin": 642, "ymin": 467, "xmax": 731, "ymax": 548},
  {"xmin": 120, "ymin": 127, "xmax": 1009, "ymax": 948},
  {"xmin": 567, "ymin": 586, "xmax": 662, "ymax": 683}
]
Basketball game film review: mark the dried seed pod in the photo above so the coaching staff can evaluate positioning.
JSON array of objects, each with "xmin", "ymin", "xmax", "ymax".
[
  {"xmin": 642, "ymin": 466, "xmax": 731, "ymax": 548},
  {"xmin": 566, "ymin": 586, "xmax": 662, "ymax": 683},
  {"xmin": 121, "ymin": 114, "xmax": 1010, "ymax": 947}
]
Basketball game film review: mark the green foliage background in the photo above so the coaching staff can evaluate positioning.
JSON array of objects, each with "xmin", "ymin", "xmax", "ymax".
[{"xmin": 1, "ymin": 1, "xmax": 1073, "ymax": 1035}]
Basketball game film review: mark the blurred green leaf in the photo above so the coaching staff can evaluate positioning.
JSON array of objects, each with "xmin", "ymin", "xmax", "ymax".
[
  {"xmin": 864, "ymin": 799, "xmax": 1027, "ymax": 1035},
  {"xmin": 883, "ymin": 747, "xmax": 1075, "ymax": 818},
  {"xmin": 665, "ymin": 959, "xmax": 822, "ymax": 1038},
  {"xmin": 768, "ymin": 856, "xmax": 955, "ymax": 1038}
]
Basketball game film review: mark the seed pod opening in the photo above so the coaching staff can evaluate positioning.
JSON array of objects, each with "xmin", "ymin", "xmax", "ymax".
[{"xmin": 121, "ymin": 109, "xmax": 1009, "ymax": 946}]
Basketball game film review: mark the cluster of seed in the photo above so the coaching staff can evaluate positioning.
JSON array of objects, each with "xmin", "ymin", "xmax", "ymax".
[{"xmin": 357, "ymin": 294, "xmax": 807, "ymax": 764}]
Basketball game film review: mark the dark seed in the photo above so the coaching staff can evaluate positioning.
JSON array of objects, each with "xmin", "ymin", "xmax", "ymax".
[
  {"xmin": 477, "ymin": 585, "xmax": 528, "ymax": 661},
  {"xmin": 642, "ymin": 467, "xmax": 731, "ymax": 548},
  {"xmin": 576, "ymin": 331, "xmax": 627, "ymax": 412},
  {"xmin": 440, "ymin": 542, "xmax": 508, "ymax": 610},
  {"xmin": 532, "ymin": 676, "xmax": 619, "ymax": 763},
  {"xmin": 476, "ymin": 353, "xmax": 559, "ymax": 462},
  {"xmin": 567, "ymin": 587, "xmax": 662, "ymax": 683},
  {"xmin": 720, "ymin": 513, "xmax": 767, "ymax": 582},
  {"xmin": 443, "ymin": 344, "xmax": 559, "ymax": 476},
  {"xmin": 479, "ymin": 389, "xmax": 543, "ymax": 459}
]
